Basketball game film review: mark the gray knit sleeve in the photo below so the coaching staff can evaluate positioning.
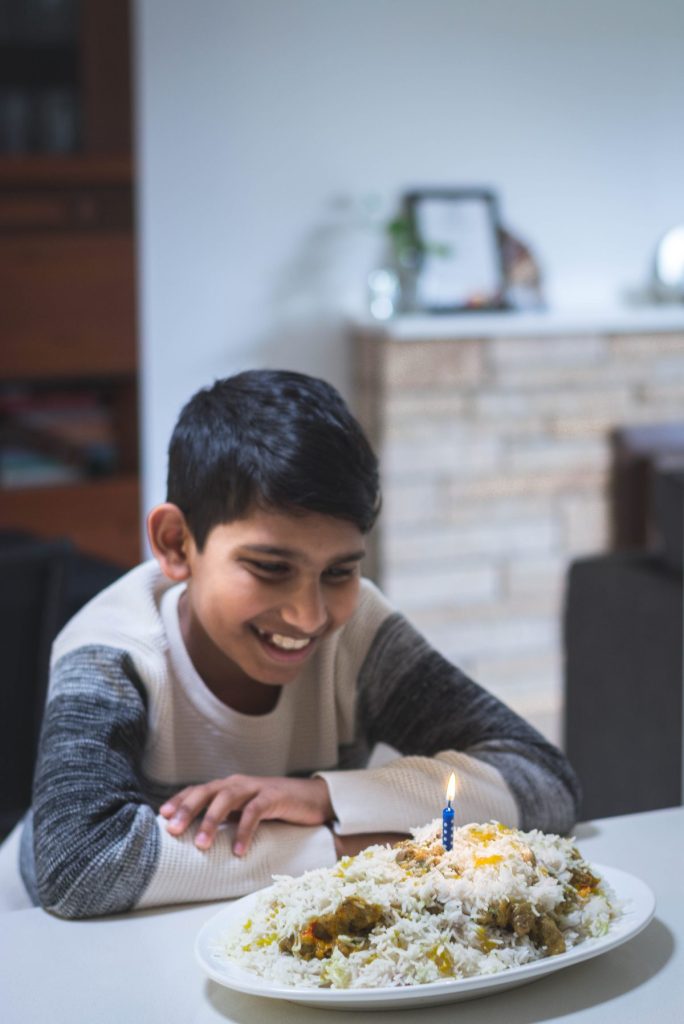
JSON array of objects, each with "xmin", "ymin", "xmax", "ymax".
[
  {"xmin": 21, "ymin": 646, "xmax": 161, "ymax": 918},
  {"xmin": 356, "ymin": 613, "xmax": 581, "ymax": 834}
]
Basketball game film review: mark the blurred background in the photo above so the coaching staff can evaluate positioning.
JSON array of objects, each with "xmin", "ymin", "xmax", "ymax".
[{"xmin": 1, "ymin": 0, "xmax": 682, "ymax": 829}]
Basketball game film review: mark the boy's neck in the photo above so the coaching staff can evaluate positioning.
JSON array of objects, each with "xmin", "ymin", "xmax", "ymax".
[{"xmin": 202, "ymin": 672, "xmax": 281, "ymax": 716}]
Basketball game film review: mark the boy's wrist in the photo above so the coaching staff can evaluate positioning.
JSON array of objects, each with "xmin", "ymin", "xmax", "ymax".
[{"xmin": 310, "ymin": 776, "xmax": 335, "ymax": 823}]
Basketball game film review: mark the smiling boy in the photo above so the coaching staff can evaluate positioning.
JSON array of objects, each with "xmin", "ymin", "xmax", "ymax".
[
  {"xmin": 151, "ymin": 506, "xmax": 368, "ymax": 854},
  {"xmin": 20, "ymin": 370, "xmax": 580, "ymax": 918}
]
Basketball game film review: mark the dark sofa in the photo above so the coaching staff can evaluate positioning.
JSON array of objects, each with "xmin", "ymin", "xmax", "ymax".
[{"xmin": 564, "ymin": 453, "xmax": 683, "ymax": 820}]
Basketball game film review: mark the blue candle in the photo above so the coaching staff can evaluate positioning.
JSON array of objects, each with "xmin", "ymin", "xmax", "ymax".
[{"xmin": 442, "ymin": 772, "xmax": 456, "ymax": 851}]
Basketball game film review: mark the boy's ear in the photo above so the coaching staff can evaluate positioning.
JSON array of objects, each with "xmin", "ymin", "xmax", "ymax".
[{"xmin": 147, "ymin": 503, "xmax": 193, "ymax": 581}]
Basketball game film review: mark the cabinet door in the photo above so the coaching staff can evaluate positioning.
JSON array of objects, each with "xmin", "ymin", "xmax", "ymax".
[
  {"xmin": 0, "ymin": 231, "xmax": 137, "ymax": 378},
  {"xmin": 0, "ymin": 478, "xmax": 141, "ymax": 568}
]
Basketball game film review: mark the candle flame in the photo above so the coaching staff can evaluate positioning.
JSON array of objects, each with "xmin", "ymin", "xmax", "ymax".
[{"xmin": 446, "ymin": 772, "xmax": 456, "ymax": 803}]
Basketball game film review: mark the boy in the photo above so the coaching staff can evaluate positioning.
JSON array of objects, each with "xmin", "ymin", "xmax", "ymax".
[{"xmin": 20, "ymin": 370, "xmax": 579, "ymax": 918}]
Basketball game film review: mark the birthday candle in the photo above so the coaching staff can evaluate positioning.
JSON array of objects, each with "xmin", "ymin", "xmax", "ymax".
[{"xmin": 442, "ymin": 772, "xmax": 456, "ymax": 851}]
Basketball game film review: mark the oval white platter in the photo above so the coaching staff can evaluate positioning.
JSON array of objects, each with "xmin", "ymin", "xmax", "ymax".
[{"xmin": 194, "ymin": 864, "xmax": 655, "ymax": 1011}]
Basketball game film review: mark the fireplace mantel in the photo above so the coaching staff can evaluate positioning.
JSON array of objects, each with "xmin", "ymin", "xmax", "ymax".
[
  {"xmin": 351, "ymin": 317, "xmax": 684, "ymax": 744},
  {"xmin": 353, "ymin": 303, "xmax": 684, "ymax": 341}
]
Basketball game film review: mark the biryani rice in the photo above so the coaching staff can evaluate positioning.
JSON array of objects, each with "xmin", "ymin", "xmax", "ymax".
[{"xmin": 220, "ymin": 820, "xmax": 618, "ymax": 989}]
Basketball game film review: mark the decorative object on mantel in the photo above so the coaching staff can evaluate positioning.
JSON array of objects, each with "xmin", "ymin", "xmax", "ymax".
[
  {"xmin": 622, "ymin": 223, "xmax": 684, "ymax": 308},
  {"xmin": 403, "ymin": 189, "xmax": 507, "ymax": 313},
  {"xmin": 369, "ymin": 188, "xmax": 545, "ymax": 319},
  {"xmin": 498, "ymin": 226, "xmax": 545, "ymax": 311},
  {"xmin": 367, "ymin": 267, "xmax": 401, "ymax": 321},
  {"xmin": 652, "ymin": 224, "xmax": 684, "ymax": 302}
]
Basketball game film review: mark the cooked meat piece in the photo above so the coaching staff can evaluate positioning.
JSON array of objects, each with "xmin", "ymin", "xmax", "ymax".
[
  {"xmin": 570, "ymin": 866, "xmax": 600, "ymax": 892},
  {"xmin": 280, "ymin": 897, "xmax": 385, "ymax": 960},
  {"xmin": 299, "ymin": 936, "xmax": 319, "ymax": 959},
  {"xmin": 477, "ymin": 898, "xmax": 510, "ymax": 929},
  {"xmin": 493, "ymin": 899, "xmax": 511, "ymax": 929},
  {"xmin": 334, "ymin": 897, "xmax": 385, "ymax": 935},
  {"xmin": 478, "ymin": 899, "xmax": 535, "ymax": 936},
  {"xmin": 510, "ymin": 901, "xmax": 535, "ymax": 937},
  {"xmin": 532, "ymin": 914, "xmax": 566, "ymax": 956},
  {"xmin": 394, "ymin": 841, "xmax": 442, "ymax": 873}
]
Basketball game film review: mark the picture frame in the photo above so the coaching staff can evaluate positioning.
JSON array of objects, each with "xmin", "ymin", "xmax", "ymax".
[{"xmin": 402, "ymin": 189, "xmax": 507, "ymax": 313}]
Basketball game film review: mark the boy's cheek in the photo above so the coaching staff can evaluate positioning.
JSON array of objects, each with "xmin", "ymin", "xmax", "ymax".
[{"xmin": 335, "ymin": 587, "xmax": 362, "ymax": 626}]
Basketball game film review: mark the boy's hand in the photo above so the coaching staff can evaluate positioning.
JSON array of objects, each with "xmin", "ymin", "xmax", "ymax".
[{"xmin": 159, "ymin": 775, "xmax": 335, "ymax": 856}]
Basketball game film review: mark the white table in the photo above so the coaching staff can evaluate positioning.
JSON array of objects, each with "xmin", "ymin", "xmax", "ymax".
[{"xmin": 1, "ymin": 806, "xmax": 682, "ymax": 1023}]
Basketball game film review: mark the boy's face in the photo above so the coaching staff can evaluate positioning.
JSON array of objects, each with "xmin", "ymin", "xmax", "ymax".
[{"xmin": 178, "ymin": 507, "xmax": 366, "ymax": 692}]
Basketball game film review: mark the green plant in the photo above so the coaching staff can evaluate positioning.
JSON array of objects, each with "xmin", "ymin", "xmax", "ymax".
[{"xmin": 386, "ymin": 215, "xmax": 453, "ymax": 266}]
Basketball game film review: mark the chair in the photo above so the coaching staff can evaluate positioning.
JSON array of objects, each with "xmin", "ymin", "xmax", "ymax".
[
  {"xmin": 0, "ymin": 532, "xmax": 124, "ymax": 839},
  {"xmin": 0, "ymin": 535, "xmax": 71, "ymax": 838}
]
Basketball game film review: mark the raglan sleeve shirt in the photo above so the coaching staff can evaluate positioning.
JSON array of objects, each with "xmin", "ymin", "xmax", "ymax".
[{"xmin": 21, "ymin": 564, "xmax": 580, "ymax": 919}]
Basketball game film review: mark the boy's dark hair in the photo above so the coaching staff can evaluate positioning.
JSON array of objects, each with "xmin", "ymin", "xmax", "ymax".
[{"xmin": 167, "ymin": 369, "xmax": 381, "ymax": 549}]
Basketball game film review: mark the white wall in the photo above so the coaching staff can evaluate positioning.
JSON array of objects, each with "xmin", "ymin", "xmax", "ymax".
[{"xmin": 134, "ymin": 0, "xmax": 684, "ymax": 514}]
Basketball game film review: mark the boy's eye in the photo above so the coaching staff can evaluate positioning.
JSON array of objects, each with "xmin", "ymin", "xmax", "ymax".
[
  {"xmin": 245, "ymin": 560, "xmax": 290, "ymax": 575},
  {"xmin": 323, "ymin": 566, "xmax": 356, "ymax": 582},
  {"xmin": 241, "ymin": 559, "xmax": 360, "ymax": 582}
]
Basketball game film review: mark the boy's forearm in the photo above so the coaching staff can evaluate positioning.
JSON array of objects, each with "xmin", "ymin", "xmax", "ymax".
[
  {"xmin": 318, "ymin": 751, "xmax": 520, "ymax": 838},
  {"xmin": 136, "ymin": 818, "xmax": 337, "ymax": 910},
  {"xmin": 354, "ymin": 612, "xmax": 581, "ymax": 834}
]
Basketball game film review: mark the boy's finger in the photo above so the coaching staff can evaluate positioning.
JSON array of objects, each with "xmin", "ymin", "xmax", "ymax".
[
  {"xmin": 193, "ymin": 817, "xmax": 217, "ymax": 849},
  {"xmin": 233, "ymin": 795, "xmax": 269, "ymax": 856},
  {"xmin": 165, "ymin": 804, "xmax": 195, "ymax": 834},
  {"xmin": 160, "ymin": 780, "xmax": 211, "ymax": 818},
  {"xmin": 159, "ymin": 796, "xmax": 183, "ymax": 817},
  {"xmin": 166, "ymin": 782, "xmax": 219, "ymax": 830},
  {"xmin": 159, "ymin": 785, "xmax": 196, "ymax": 817},
  {"xmin": 194, "ymin": 789, "xmax": 250, "ymax": 849},
  {"xmin": 165, "ymin": 789, "xmax": 213, "ymax": 833}
]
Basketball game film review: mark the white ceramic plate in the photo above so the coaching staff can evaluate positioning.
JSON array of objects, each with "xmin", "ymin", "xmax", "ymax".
[{"xmin": 194, "ymin": 864, "xmax": 655, "ymax": 1011}]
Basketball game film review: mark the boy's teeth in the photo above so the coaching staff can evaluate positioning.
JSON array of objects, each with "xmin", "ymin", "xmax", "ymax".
[
  {"xmin": 257, "ymin": 628, "xmax": 311, "ymax": 651},
  {"xmin": 272, "ymin": 634, "xmax": 311, "ymax": 650}
]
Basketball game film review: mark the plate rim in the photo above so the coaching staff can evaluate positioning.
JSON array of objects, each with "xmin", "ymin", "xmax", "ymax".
[{"xmin": 194, "ymin": 863, "xmax": 655, "ymax": 1006}]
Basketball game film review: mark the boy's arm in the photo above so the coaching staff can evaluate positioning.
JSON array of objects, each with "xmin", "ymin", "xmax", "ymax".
[
  {"xmin": 317, "ymin": 613, "xmax": 581, "ymax": 837},
  {"xmin": 23, "ymin": 646, "xmax": 336, "ymax": 919}
]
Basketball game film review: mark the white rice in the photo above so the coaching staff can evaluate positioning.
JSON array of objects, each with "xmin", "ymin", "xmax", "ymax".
[{"xmin": 220, "ymin": 820, "xmax": 619, "ymax": 989}]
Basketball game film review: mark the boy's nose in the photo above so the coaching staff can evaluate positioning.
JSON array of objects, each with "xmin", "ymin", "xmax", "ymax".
[{"xmin": 281, "ymin": 581, "xmax": 328, "ymax": 634}]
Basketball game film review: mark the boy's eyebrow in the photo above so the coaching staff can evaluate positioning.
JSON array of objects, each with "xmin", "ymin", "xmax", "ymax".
[{"xmin": 241, "ymin": 544, "xmax": 366, "ymax": 562}]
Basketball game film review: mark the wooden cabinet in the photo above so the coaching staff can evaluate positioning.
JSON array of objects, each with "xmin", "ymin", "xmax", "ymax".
[
  {"xmin": 0, "ymin": 2, "xmax": 140, "ymax": 567},
  {"xmin": 0, "ymin": 158, "xmax": 136, "ymax": 378}
]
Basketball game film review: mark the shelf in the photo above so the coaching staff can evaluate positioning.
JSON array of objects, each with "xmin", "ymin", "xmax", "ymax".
[
  {"xmin": 0, "ymin": 475, "xmax": 141, "ymax": 568},
  {"xmin": 0, "ymin": 154, "xmax": 133, "ymax": 187}
]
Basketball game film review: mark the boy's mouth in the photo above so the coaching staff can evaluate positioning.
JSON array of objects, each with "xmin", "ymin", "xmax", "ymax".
[{"xmin": 251, "ymin": 625, "xmax": 316, "ymax": 659}]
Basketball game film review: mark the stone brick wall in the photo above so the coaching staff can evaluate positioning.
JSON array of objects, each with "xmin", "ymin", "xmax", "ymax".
[{"xmin": 353, "ymin": 326, "xmax": 684, "ymax": 745}]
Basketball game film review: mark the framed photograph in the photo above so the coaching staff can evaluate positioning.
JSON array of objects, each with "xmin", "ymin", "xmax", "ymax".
[{"xmin": 403, "ymin": 189, "xmax": 506, "ymax": 312}]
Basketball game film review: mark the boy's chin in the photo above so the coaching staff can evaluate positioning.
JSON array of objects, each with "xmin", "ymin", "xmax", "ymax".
[
  {"xmin": 252, "ymin": 661, "xmax": 307, "ymax": 686},
  {"xmin": 242, "ymin": 651, "xmax": 306, "ymax": 687}
]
